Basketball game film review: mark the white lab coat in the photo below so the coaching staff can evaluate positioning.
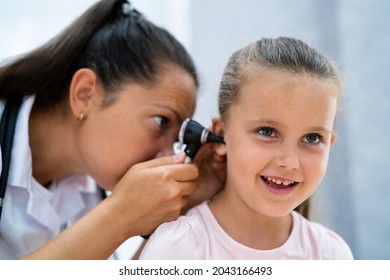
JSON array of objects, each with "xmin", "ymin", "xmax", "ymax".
[{"xmin": 0, "ymin": 96, "xmax": 104, "ymax": 259}]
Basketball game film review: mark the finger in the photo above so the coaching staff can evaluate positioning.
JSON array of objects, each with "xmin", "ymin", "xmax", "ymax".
[
  {"xmin": 192, "ymin": 143, "xmax": 212, "ymax": 164},
  {"xmin": 162, "ymin": 181, "xmax": 196, "ymax": 205},
  {"xmin": 178, "ymin": 181, "xmax": 197, "ymax": 196},
  {"xmin": 213, "ymin": 149, "xmax": 226, "ymax": 164},
  {"xmin": 131, "ymin": 152, "xmax": 186, "ymax": 172},
  {"xmin": 153, "ymin": 163, "xmax": 199, "ymax": 182}
]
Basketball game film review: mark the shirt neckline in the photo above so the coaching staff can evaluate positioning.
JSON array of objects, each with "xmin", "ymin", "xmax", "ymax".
[{"xmin": 199, "ymin": 201, "xmax": 298, "ymax": 256}]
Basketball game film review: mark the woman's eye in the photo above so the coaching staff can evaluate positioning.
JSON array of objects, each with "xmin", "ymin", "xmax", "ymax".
[
  {"xmin": 257, "ymin": 127, "xmax": 276, "ymax": 137},
  {"xmin": 153, "ymin": 116, "xmax": 169, "ymax": 128},
  {"xmin": 304, "ymin": 133, "xmax": 322, "ymax": 144}
]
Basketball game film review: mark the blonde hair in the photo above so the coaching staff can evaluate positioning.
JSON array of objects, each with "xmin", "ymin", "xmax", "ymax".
[{"xmin": 218, "ymin": 37, "xmax": 341, "ymax": 120}]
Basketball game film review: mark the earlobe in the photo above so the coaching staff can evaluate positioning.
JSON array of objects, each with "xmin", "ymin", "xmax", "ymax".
[
  {"xmin": 215, "ymin": 142, "xmax": 227, "ymax": 156},
  {"xmin": 69, "ymin": 68, "xmax": 98, "ymax": 120}
]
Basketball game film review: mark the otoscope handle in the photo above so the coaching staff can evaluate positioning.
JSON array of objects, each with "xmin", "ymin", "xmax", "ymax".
[{"xmin": 178, "ymin": 118, "xmax": 224, "ymax": 162}]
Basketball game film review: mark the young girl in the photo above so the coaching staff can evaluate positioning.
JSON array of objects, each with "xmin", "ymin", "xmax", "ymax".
[{"xmin": 139, "ymin": 37, "xmax": 354, "ymax": 259}]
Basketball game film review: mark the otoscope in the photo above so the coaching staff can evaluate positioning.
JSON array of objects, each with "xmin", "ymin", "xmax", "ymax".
[
  {"xmin": 141, "ymin": 119, "xmax": 224, "ymax": 239},
  {"xmin": 176, "ymin": 118, "xmax": 225, "ymax": 163}
]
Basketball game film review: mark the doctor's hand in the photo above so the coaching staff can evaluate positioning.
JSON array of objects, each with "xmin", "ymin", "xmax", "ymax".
[
  {"xmin": 182, "ymin": 124, "xmax": 227, "ymax": 214},
  {"xmin": 105, "ymin": 152, "xmax": 198, "ymax": 237},
  {"xmin": 21, "ymin": 152, "xmax": 197, "ymax": 260}
]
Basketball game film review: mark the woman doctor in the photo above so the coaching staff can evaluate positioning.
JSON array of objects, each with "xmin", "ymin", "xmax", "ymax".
[{"xmin": 0, "ymin": 0, "xmax": 224, "ymax": 259}]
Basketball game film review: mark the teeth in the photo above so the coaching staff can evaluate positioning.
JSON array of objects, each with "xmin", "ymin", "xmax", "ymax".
[{"xmin": 264, "ymin": 176, "xmax": 295, "ymax": 186}]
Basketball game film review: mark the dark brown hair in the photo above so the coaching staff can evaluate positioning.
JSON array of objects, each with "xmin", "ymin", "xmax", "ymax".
[{"xmin": 0, "ymin": 0, "xmax": 198, "ymax": 109}]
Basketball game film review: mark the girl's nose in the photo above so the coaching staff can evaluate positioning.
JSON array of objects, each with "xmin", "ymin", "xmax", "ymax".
[{"xmin": 273, "ymin": 149, "xmax": 300, "ymax": 171}]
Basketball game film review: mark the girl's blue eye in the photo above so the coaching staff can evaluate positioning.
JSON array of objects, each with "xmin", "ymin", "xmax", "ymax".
[
  {"xmin": 153, "ymin": 116, "xmax": 169, "ymax": 128},
  {"xmin": 258, "ymin": 127, "xmax": 276, "ymax": 137},
  {"xmin": 304, "ymin": 133, "xmax": 321, "ymax": 144}
]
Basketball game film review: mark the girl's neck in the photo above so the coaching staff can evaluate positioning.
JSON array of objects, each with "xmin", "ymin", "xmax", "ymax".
[{"xmin": 209, "ymin": 188, "xmax": 293, "ymax": 250}]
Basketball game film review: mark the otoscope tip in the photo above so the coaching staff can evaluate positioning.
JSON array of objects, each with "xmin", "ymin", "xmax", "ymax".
[{"xmin": 207, "ymin": 132, "xmax": 225, "ymax": 144}]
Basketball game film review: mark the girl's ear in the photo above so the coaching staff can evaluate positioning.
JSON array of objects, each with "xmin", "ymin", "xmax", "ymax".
[
  {"xmin": 69, "ymin": 68, "xmax": 98, "ymax": 120},
  {"xmin": 330, "ymin": 132, "xmax": 337, "ymax": 145},
  {"xmin": 212, "ymin": 117, "xmax": 227, "ymax": 156}
]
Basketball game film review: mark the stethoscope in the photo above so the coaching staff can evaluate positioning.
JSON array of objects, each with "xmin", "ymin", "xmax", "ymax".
[
  {"xmin": 0, "ymin": 97, "xmax": 22, "ymax": 224},
  {"xmin": 0, "ymin": 97, "xmax": 107, "ymax": 224}
]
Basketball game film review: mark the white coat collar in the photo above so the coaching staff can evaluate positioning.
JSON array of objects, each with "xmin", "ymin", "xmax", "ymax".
[
  {"xmin": 8, "ymin": 95, "xmax": 34, "ymax": 188},
  {"xmin": 6, "ymin": 95, "xmax": 98, "ymax": 230}
]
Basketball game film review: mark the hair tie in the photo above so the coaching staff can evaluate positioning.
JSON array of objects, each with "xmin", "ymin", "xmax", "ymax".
[{"xmin": 121, "ymin": 1, "xmax": 143, "ymax": 18}]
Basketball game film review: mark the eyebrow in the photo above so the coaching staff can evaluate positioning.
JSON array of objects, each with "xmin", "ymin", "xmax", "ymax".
[
  {"xmin": 307, "ymin": 126, "xmax": 333, "ymax": 134},
  {"xmin": 247, "ymin": 119, "xmax": 279, "ymax": 126},
  {"xmin": 247, "ymin": 119, "xmax": 333, "ymax": 134},
  {"xmin": 151, "ymin": 103, "xmax": 182, "ymax": 123}
]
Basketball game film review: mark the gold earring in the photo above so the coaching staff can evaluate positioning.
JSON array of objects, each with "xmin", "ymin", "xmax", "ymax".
[{"xmin": 78, "ymin": 112, "xmax": 85, "ymax": 121}]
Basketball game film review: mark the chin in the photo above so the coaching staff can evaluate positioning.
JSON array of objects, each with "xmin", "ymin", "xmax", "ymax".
[
  {"xmin": 256, "ymin": 205, "xmax": 294, "ymax": 218},
  {"xmin": 267, "ymin": 210, "xmax": 292, "ymax": 218}
]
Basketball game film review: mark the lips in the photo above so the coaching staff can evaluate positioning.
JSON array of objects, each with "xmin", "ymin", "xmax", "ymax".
[{"xmin": 260, "ymin": 175, "xmax": 298, "ymax": 194}]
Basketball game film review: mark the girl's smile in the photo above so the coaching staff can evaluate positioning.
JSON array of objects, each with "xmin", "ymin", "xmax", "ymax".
[{"xmin": 260, "ymin": 175, "xmax": 299, "ymax": 195}]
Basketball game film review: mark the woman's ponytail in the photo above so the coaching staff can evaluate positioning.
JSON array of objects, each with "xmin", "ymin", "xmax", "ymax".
[
  {"xmin": 0, "ymin": 0, "xmax": 197, "ymax": 110},
  {"xmin": 0, "ymin": 0, "xmax": 125, "ymax": 106}
]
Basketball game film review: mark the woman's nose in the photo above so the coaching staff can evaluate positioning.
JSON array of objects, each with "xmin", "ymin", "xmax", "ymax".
[{"xmin": 155, "ymin": 139, "xmax": 175, "ymax": 158}]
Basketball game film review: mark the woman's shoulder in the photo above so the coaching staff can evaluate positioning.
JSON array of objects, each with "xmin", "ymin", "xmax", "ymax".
[
  {"xmin": 291, "ymin": 211, "xmax": 354, "ymax": 259},
  {"xmin": 139, "ymin": 202, "xmax": 210, "ymax": 259}
]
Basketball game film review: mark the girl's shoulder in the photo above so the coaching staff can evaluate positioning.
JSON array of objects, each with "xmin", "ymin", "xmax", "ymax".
[
  {"xmin": 291, "ymin": 211, "xmax": 354, "ymax": 259},
  {"xmin": 155, "ymin": 202, "xmax": 209, "ymax": 240},
  {"xmin": 139, "ymin": 202, "xmax": 210, "ymax": 259}
]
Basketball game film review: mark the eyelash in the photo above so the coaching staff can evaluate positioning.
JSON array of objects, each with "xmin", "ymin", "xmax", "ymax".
[
  {"xmin": 257, "ymin": 127, "xmax": 277, "ymax": 138},
  {"xmin": 303, "ymin": 133, "xmax": 324, "ymax": 144},
  {"xmin": 153, "ymin": 116, "xmax": 169, "ymax": 128},
  {"xmin": 256, "ymin": 127, "xmax": 324, "ymax": 145}
]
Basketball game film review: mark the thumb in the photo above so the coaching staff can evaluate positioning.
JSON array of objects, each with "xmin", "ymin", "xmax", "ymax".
[{"xmin": 133, "ymin": 152, "xmax": 186, "ymax": 171}]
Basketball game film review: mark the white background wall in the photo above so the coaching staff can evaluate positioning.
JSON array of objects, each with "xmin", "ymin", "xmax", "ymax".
[{"xmin": 1, "ymin": 0, "xmax": 389, "ymax": 259}]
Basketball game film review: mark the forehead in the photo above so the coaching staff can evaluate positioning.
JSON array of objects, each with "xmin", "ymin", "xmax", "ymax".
[
  {"xmin": 152, "ymin": 66, "xmax": 197, "ymax": 110},
  {"xmin": 227, "ymin": 71, "xmax": 338, "ymax": 127},
  {"xmin": 114, "ymin": 66, "xmax": 197, "ymax": 120},
  {"xmin": 238, "ymin": 70, "xmax": 338, "ymax": 103}
]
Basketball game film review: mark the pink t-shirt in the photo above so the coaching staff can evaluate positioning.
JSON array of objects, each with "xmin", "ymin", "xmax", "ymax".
[{"xmin": 139, "ymin": 202, "xmax": 354, "ymax": 260}]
